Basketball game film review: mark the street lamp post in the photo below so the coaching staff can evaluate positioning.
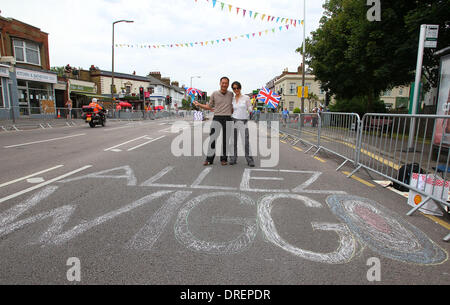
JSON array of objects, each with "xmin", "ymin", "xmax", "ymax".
[
  {"xmin": 301, "ymin": 0, "xmax": 306, "ymax": 113},
  {"xmin": 112, "ymin": 20, "xmax": 134, "ymax": 100},
  {"xmin": 190, "ymin": 75, "xmax": 201, "ymax": 102},
  {"xmin": 190, "ymin": 76, "xmax": 201, "ymax": 89}
]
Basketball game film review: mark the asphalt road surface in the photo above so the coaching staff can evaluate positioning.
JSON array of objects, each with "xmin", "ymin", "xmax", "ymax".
[{"xmin": 0, "ymin": 117, "xmax": 449, "ymax": 285}]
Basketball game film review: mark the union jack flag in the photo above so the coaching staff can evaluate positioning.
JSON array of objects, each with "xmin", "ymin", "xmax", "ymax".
[
  {"xmin": 257, "ymin": 87, "xmax": 280, "ymax": 109},
  {"xmin": 185, "ymin": 87, "xmax": 203, "ymax": 97}
]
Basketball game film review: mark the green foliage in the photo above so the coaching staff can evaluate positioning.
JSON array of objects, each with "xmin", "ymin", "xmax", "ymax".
[
  {"xmin": 300, "ymin": 0, "xmax": 450, "ymax": 112},
  {"xmin": 293, "ymin": 107, "xmax": 302, "ymax": 113},
  {"xmin": 50, "ymin": 66, "xmax": 65, "ymax": 77},
  {"xmin": 181, "ymin": 99, "xmax": 191, "ymax": 109},
  {"xmin": 329, "ymin": 96, "xmax": 387, "ymax": 117}
]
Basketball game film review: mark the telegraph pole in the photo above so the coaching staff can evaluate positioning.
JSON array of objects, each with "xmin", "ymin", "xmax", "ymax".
[{"xmin": 301, "ymin": 0, "xmax": 306, "ymax": 113}]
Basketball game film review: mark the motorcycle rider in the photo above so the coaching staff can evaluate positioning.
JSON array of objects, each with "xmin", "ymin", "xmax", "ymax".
[{"xmin": 89, "ymin": 98, "xmax": 105, "ymax": 121}]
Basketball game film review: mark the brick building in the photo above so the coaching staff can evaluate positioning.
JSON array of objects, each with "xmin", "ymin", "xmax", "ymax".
[{"xmin": 0, "ymin": 16, "xmax": 57, "ymax": 119}]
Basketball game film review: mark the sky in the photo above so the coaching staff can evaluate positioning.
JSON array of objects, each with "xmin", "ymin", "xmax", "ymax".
[{"xmin": 2, "ymin": 0, "xmax": 326, "ymax": 95}]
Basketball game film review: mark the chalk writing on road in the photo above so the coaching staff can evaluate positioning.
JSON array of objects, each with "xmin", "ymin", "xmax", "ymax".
[{"xmin": 0, "ymin": 165, "xmax": 447, "ymax": 266}]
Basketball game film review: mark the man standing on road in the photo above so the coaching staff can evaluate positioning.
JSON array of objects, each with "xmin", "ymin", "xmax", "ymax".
[{"xmin": 194, "ymin": 77, "xmax": 233, "ymax": 166}]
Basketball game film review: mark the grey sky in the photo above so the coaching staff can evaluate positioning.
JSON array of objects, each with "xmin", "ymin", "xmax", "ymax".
[{"xmin": 2, "ymin": 0, "xmax": 326, "ymax": 94}]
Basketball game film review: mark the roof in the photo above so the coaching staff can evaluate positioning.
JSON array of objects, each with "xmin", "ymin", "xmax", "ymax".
[{"xmin": 94, "ymin": 70, "xmax": 185, "ymax": 92}]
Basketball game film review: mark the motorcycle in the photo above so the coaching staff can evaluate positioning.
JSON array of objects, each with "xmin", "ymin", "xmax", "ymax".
[{"xmin": 82, "ymin": 106, "xmax": 106, "ymax": 128}]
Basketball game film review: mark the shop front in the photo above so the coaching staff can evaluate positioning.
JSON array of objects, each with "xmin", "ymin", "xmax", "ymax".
[
  {"xmin": 0, "ymin": 64, "xmax": 11, "ymax": 119},
  {"xmin": 68, "ymin": 79, "xmax": 98, "ymax": 108},
  {"xmin": 15, "ymin": 67, "xmax": 57, "ymax": 116}
]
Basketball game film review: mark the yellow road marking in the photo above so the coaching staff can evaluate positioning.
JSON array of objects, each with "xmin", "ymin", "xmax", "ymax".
[
  {"xmin": 280, "ymin": 140, "xmax": 287, "ymax": 144},
  {"xmin": 342, "ymin": 171, "xmax": 375, "ymax": 188},
  {"xmin": 314, "ymin": 157, "xmax": 326, "ymax": 163},
  {"xmin": 301, "ymin": 129, "xmax": 401, "ymax": 170},
  {"xmin": 293, "ymin": 146, "xmax": 303, "ymax": 152},
  {"xmin": 422, "ymin": 213, "xmax": 450, "ymax": 230}
]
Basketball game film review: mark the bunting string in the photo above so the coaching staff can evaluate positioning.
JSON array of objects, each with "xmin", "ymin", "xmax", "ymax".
[
  {"xmin": 194, "ymin": 0, "xmax": 304, "ymax": 27},
  {"xmin": 116, "ymin": 24, "xmax": 295, "ymax": 50}
]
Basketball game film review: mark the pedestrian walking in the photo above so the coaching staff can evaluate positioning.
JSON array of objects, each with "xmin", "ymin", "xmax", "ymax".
[
  {"xmin": 194, "ymin": 77, "xmax": 233, "ymax": 166},
  {"xmin": 282, "ymin": 107, "xmax": 289, "ymax": 128}
]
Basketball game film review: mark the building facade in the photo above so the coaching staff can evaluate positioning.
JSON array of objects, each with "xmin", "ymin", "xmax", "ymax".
[
  {"xmin": 380, "ymin": 85, "xmax": 411, "ymax": 110},
  {"xmin": 273, "ymin": 66, "xmax": 411, "ymax": 112},
  {"xmin": 0, "ymin": 16, "xmax": 57, "ymax": 119},
  {"xmin": 273, "ymin": 66, "xmax": 330, "ymax": 112}
]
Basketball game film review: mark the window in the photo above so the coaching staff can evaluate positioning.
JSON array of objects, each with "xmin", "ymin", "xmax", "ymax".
[
  {"xmin": 289, "ymin": 101, "xmax": 294, "ymax": 111},
  {"xmin": 13, "ymin": 39, "xmax": 41, "ymax": 65},
  {"xmin": 289, "ymin": 83, "xmax": 296, "ymax": 95},
  {"xmin": 0, "ymin": 81, "xmax": 4, "ymax": 108},
  {"xmin": 399, "ymin": 88, "xmax": 403, "ymax": 96}
]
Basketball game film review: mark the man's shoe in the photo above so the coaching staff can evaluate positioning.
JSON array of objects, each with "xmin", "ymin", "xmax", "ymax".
[
  {"xmin": 221, "ymin": 161, "xmax": 228, "ymax": 166},
  {"xmin": 247, "ymin": 161, "xmax": 255, "ymax": 167},
  {"xmin": 203, "ymin": 161, "xmax": 213, "ymax": 166},
  {"xmin": 229, "ymin": 159, "xmax": 237, "ymax": 165}
]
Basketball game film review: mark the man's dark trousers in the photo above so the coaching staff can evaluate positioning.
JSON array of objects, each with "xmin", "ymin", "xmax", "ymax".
[{"xmin": 206, "ymin": 115, "xmax": 232, "ymax": 163}]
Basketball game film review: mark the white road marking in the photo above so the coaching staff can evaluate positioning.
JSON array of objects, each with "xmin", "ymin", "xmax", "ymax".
[
  {"xmin": 4, "ymin": 134, "xmax": 86, "ymax": 148},
  {"xmin": 104, "ymin": 135, "xmax": 149, "ymax": 151},
  {"xmin": 127, "ymin": 136, "xmax": 165, "ymax": 151},
  {"xmin": 26, "ymin": 177, "xmax": 45, "ymax": 184},
  {"xmin": 0, "ymin": 165, "xmax": 64, "ymax": 189},
  {"xmin": 0, "ymin": 165, "xmax": 92, "ymax": 204}
]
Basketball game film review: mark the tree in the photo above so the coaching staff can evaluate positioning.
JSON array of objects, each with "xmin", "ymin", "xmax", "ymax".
[
  {"xmin": 307, "ymin": 92, "xmax": 319, "ymax": 110},
  {"xmin": 50, "ymin": 66, "xmax": 65, "ymax": 77},
  {"xmin": 404, "ymin": 0, "xmax": 450, "ymax": 91},
  {"xmin": 299, "ymin": 0, "xmax": 449, "ymax": 113}
]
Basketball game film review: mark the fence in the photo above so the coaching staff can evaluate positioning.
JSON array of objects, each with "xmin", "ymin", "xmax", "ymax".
[
  {"xmin": 0, "ymin": 106, "xmax": 192, "ymax": 131},
  {"xmin": 275, "ymin": 111, "xmax": 450, "ymax": 242},
  {"xmin": 270, "ymin": 113, "xmax": 321, "ymax": 153}
]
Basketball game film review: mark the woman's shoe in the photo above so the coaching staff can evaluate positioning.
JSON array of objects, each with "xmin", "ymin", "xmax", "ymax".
[
  {"xmin": 203, "ymin": 161, "xmax": 213, "ymax": 166},
  {"xmin": 221, "ymin": 161, "xmax": 228, "ymax": 166}
]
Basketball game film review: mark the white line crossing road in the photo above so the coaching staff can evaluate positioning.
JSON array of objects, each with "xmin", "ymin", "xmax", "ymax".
[{"xmin": 104, "ymin": 135, "xmax": 166, "ymax": 152}]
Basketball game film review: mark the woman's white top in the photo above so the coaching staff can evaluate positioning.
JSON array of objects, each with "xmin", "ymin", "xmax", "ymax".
[{"xmin": 232, "ymin": 95, "xmax": 253, "ymax": 120}]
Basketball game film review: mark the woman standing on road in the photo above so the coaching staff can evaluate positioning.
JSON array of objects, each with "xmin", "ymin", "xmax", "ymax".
[{"xmin": 229, "ymin": 81, "xmax": 255, "ymax": 167}]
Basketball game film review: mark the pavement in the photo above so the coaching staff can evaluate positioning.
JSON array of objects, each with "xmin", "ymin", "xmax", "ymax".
[{"xmin": 0, "ymin": 117, "xmax": 449, "ymax": 285}]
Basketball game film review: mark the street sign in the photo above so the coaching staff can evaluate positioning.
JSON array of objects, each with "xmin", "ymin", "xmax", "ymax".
[
  {"xmin": 297, "ymin": 86, "xmax": 308, "ymax": 98},
  {"xmin": 424, "ymin": 25, "xmax": 439, "ymax": 48}
]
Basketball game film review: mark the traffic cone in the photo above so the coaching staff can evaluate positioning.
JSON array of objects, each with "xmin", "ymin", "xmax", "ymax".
[{"xmin": 57, "ymin": 110, "xmax": 61, "ymax": 118}]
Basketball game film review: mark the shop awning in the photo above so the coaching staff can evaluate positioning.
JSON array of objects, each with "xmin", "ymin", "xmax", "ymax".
[{"xmin": 71, "ymin": 92, "xmax": 113, "ymax": 101}]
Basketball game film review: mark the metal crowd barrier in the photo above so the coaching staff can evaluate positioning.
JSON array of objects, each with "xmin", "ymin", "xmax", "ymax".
[
  {"xmin": 273, "ymin": 111, "xmax": 449, "ymax": 242},
  {"xmin": 350, "ymin": 114, "xmax": 450, "ymax": 237},
  {"xmin": 275, "ymin": 113, "xmax": 321, "ymax": 153},
  {"xmin": 1, "ymin": 106, "xmax": 185, "ymax": 131},
  {"xmin": 315, "ymin": 112, "xmax": 361, "ymax": 170}
]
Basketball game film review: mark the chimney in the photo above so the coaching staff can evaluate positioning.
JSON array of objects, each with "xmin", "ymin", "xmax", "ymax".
[
  {"xmin": 148, "ymin": 72, "xmax": 161, "ymax": 79},
  {"xmin": 297, "ymin": 63, "xmax": 303, "ymax": 74},
  {"xmin": 171, "ymin": 81, "xmax": 179, "ymax": 87},
  {"xmin": 161, "ymin": 77, "xmax": 171, "ymax": 86}
]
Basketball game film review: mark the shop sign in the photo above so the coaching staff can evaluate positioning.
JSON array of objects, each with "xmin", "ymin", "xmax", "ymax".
[
  {"xmin": 70, "ymin": 84, "xmax": 95, "ymax": 93},
  {"xmin": 0, "ymin": 65, "xmax": 9, "ymax": 78},
  {"xmin": 16, "ymin": 68, "xmax": 57, "ymax": 84}
]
